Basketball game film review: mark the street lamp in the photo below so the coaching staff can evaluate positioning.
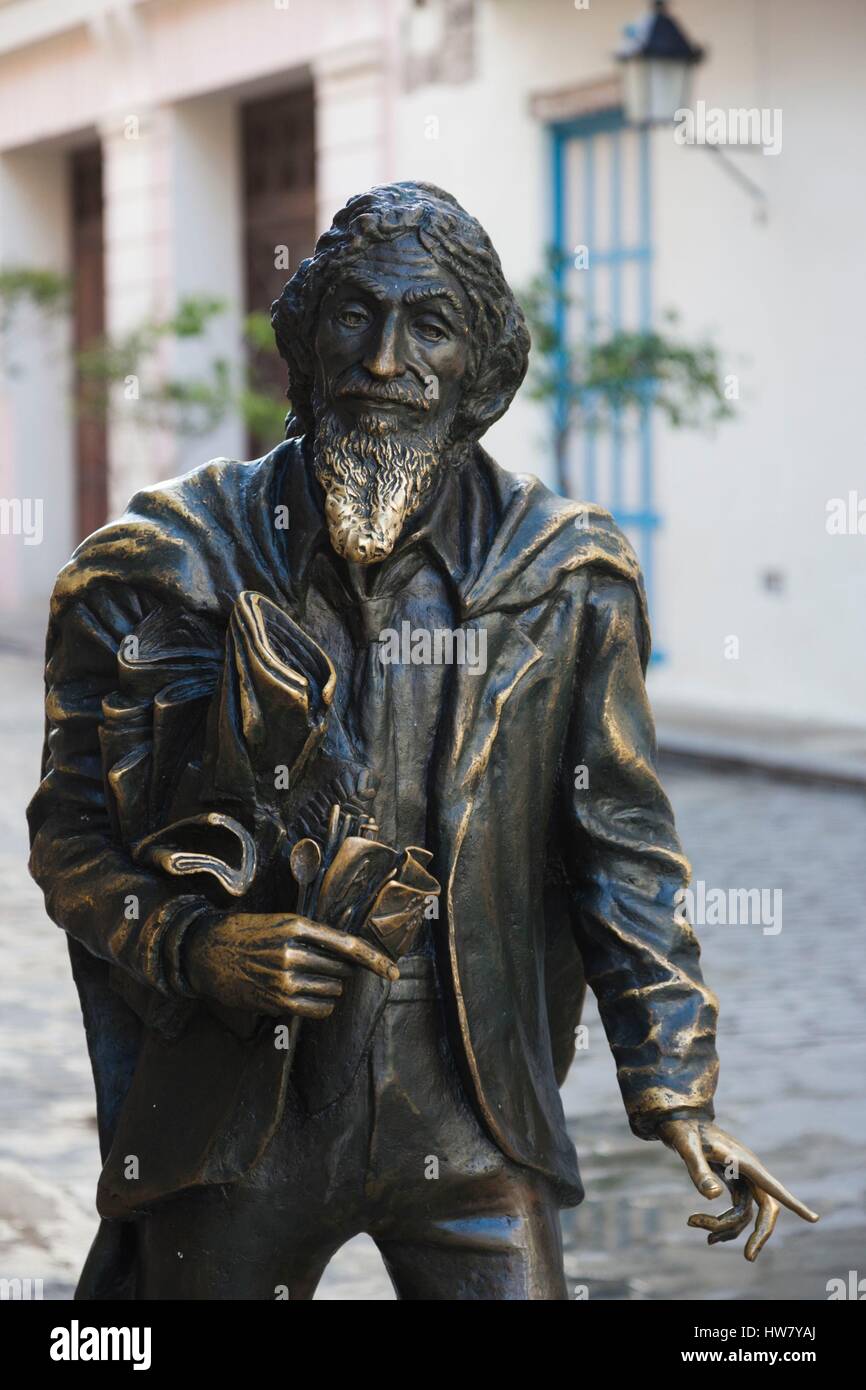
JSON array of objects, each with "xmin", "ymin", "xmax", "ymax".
[
  {"xmin": 616, "ymin": 0, "xmax": 767, "ymax": 217},
  {"xmin": 616, "ymin": 0, "xmax": 704, "ymax": 127}
]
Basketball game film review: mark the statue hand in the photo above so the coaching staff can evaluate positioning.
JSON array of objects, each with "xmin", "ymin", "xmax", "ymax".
[
  {"xmin": 184, "ymin": 911, "xmax": 399, "ymax": 1019},
  {"xmin": 658, "ymin": 1117, "xmax": 819, "ymax": 1261}
]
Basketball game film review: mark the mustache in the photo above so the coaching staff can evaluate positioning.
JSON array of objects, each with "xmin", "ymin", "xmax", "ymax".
[{"xmin": 333, "ymin": 367, "xmax": 429, "ymax": 412}]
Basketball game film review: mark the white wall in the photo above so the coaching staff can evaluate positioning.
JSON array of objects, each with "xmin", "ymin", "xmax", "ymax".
[
  {"xmin": 650, "ymin": 0, "xmax": 866, "ymax": 727},
  {"xmin": 314, "ymin": 41, "xmax": 392, "ymax": 236},
  {"xmin": 170, "ymin": 93, "xmax": 246, "ymax": 478},
  {"xmin": 0, "ymin": 144, "xmax": 74, "ymax": 606},
  {"xmin": 101, "ymin": 105, "xmax": 177, "ymax": 514}
]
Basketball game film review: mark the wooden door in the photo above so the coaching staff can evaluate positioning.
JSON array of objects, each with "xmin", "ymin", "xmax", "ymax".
[
  {"xmin": 70, "ymin": 145, "xmax": 108, "ymax": 540},
  {"xmin": 241, "ymin": 86, "xmax": 316, "ymax": 455}
]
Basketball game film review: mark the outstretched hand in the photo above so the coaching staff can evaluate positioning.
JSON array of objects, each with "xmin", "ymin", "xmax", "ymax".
[{"xmin": 658, "ymin": 1118, "xmax": 819, "ymax": 1261}]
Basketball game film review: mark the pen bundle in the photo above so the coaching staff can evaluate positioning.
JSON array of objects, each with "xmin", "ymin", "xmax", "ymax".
[{"xmin": 291, "ymin": 802, "xmax": 440, "ymax": 960}]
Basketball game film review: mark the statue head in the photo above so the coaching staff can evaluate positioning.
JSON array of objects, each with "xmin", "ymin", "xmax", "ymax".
[{"xmin": 271, "ymin": 182, "xmax": 530, "ymax": 564}]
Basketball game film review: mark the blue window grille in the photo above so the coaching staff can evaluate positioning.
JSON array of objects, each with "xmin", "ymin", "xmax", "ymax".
[{"xmin": 549, "ymin": 107, "xmax": 663, "ymax": 655}]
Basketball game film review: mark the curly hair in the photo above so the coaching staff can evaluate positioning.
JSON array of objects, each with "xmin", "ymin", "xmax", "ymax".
[{"xmin": 271, "ymin": 181, "xmax": 530, "ymax": 445}]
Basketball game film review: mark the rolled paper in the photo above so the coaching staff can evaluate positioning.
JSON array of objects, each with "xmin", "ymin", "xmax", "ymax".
[
  {"xmin": 106, "ymin": 745, "xmax": 152, "ymax": 847},
  {"xmin": 203, "ymin": 590, "xmax": 336, "ymax": 810},
  {"xmin": 315, "ymin": 835, "xmax": 401, "ymax": 927},
  {"xmin": 132, "ymin": 812, "xmax": 257, "ymax": 898},
  {"xmin": 362, "ymin": 867, "xmax": 442, "ymax": 959},
  {"xmin": 400, "ymin": 846, "xmax": 437, "ymax": 887},
  {"xmin": 366, "ymin": 906, "xmax": 427, "ymax": 958},
  {"xmin": 101, "ymin": 607, "xmax": 223, "ymax": 842},
  {"xmin": 117, "ymin": 606, "xmax": 223, "ymax": 699},
  {"xmin": 150, "ymin": 675, "xmax": 220, "ymax": 822}
]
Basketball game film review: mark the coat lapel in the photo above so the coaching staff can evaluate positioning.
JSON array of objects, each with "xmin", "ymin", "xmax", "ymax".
[
  {"xmin": 428, "ymin": 453, "xmax": 646, "ymax": 1141},
  {"xmin": 431, "ymin": 609, "xmax": 542, "ymax": 1144},
  {"xmin": 435, "ymin": 611, "xmax": 541, "ymax": 805}
]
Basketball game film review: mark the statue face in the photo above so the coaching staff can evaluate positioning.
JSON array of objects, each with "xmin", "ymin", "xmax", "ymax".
[
  {"xmin": 310, "ymin": 233, "xmax": 472, "ymax": 565},
  {"xmin": 313, "ymin": 232, "xmax": 471, "ymax": 436}
]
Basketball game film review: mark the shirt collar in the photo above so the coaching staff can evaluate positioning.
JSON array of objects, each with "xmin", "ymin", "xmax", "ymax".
[{"xmin": 388, "ymin": 465, "xmax": 467, "ymax": 585}]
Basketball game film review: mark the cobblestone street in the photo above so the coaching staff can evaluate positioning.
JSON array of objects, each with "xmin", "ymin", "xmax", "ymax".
[{"xmin": 1, "ymin": 620, "xmax": 863, "ymax": 1301}]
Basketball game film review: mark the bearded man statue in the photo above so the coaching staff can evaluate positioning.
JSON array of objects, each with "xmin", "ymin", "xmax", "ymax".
[{"xmin": 28, "ymin": 182, "xmax": 816, "ymax": 1301}]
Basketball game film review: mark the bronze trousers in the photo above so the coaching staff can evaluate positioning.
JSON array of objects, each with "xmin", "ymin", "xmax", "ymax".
[{"xmin": 136, "ymin": 957, "xmax": 568, "ymax": 1300}]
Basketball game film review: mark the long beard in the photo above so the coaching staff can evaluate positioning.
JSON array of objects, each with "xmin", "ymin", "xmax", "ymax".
[{"xmin": 311, "ymin": 405, "xmax": 448, "ymax": 565}]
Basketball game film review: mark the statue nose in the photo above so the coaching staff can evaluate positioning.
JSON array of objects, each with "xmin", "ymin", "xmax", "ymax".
[{"xmin": 363, "ymin": 312, "xmax": 404, "ymax": 378}]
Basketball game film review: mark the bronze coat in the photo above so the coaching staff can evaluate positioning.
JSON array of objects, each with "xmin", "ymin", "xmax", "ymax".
[{"xmin": 28, "ymin": 440, "xmax": 719, "ymax": 1225}]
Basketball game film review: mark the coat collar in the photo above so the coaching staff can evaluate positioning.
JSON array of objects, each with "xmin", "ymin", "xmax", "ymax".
[
  {"xmin": 51, "ymin": 436, "xmax": 648, "ymax": 661},
  {"xmin": 279, "ymin": 439, "xmax": 647, "ymax": 640},
  {"xmin": 281, "ymin": 438, "xmax": 486, "ymax": 609}
]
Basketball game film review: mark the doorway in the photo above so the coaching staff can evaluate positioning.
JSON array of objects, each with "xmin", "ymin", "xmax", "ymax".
[
  {"xmin": 70, "ymin": 144, "xmax": 108, "ymax": 541},
  {"xmin": 241, "ymin": 86, "xmax": 316, "ymax": 456}
]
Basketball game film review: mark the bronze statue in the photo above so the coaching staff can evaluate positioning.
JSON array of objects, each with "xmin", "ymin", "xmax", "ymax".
[{"xmin": 28, "ymin": 182, "xmax": 817, "ymax": 1300}]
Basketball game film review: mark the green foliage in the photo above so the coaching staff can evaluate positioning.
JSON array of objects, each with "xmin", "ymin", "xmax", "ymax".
[
  {"xmin": 244, "ymin": 309, "xmax": 279, "ymax": 353},
  {"xmin": 241, "ymin": 310, "xmax": 291, "ymax": 446},
  {"xmin": 580, "ymin": 320, "xmax": 732, "ymax": 430},
  {"xmin": 0, "ymin": 266, "xmax": 70, "ymax": 314},
  {"xmin": 170, "ymin": 297, "xmax": 227, "ymax": 337},
  {"xmin": 0, "ymin": 267, "xmax": 71, "ymax": 375},
  {"xmin": 75, "ymin": 297, "xmax": 233, "ymax": 436},
  {"xmin": 522, "ymin": 250, "xmax": 735, "ymax": 490},
  {"xmin": 0, "ymin": 271, "xmax": 287, "ymax": 443},
  {"xmin": 237, "ymin": 385, "xmax": 288, "ymax": 445}
]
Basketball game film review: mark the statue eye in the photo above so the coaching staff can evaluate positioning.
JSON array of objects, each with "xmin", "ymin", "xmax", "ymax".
[
  {"xmin": 414, "ymin": 318, "xmax": 447, "ymax": 343},
  {"xmin": 336, "ymin": 304, "xmax": 370, "ymax": 330}
]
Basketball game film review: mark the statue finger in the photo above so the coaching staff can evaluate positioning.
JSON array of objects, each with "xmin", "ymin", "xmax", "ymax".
[
  {"xmin": 705, "ymin": 1140, "xmax": 818, "ymax": 1223},
  {"xmin": 744, "ymin": 1189, "xmax": 780, "ymax": 1262},
  {"xmin": 285, "ymin": 996, "xmax": 337, "ymax": 1019},
  {"xmin": 688, "ymin": 1178, "xmax": 753, "ymax": 1243},
  {"xmin": 288, "ymin": 920, "xmax": 399, "ymax": 980},
  {"xmin": 285, "ymin": 974, "xmax": 343, "ymax": 999},
  {"xmin": 279, "ymin": 946, "xmax": 354, "ymax": 979},
  {"xmin": 243, "ymin": 965, "xmax": 339, "ymax": 1017},
  {"xmin": 663, "ymin": 1122, "xmax": 724, "ymax": 1199}
]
